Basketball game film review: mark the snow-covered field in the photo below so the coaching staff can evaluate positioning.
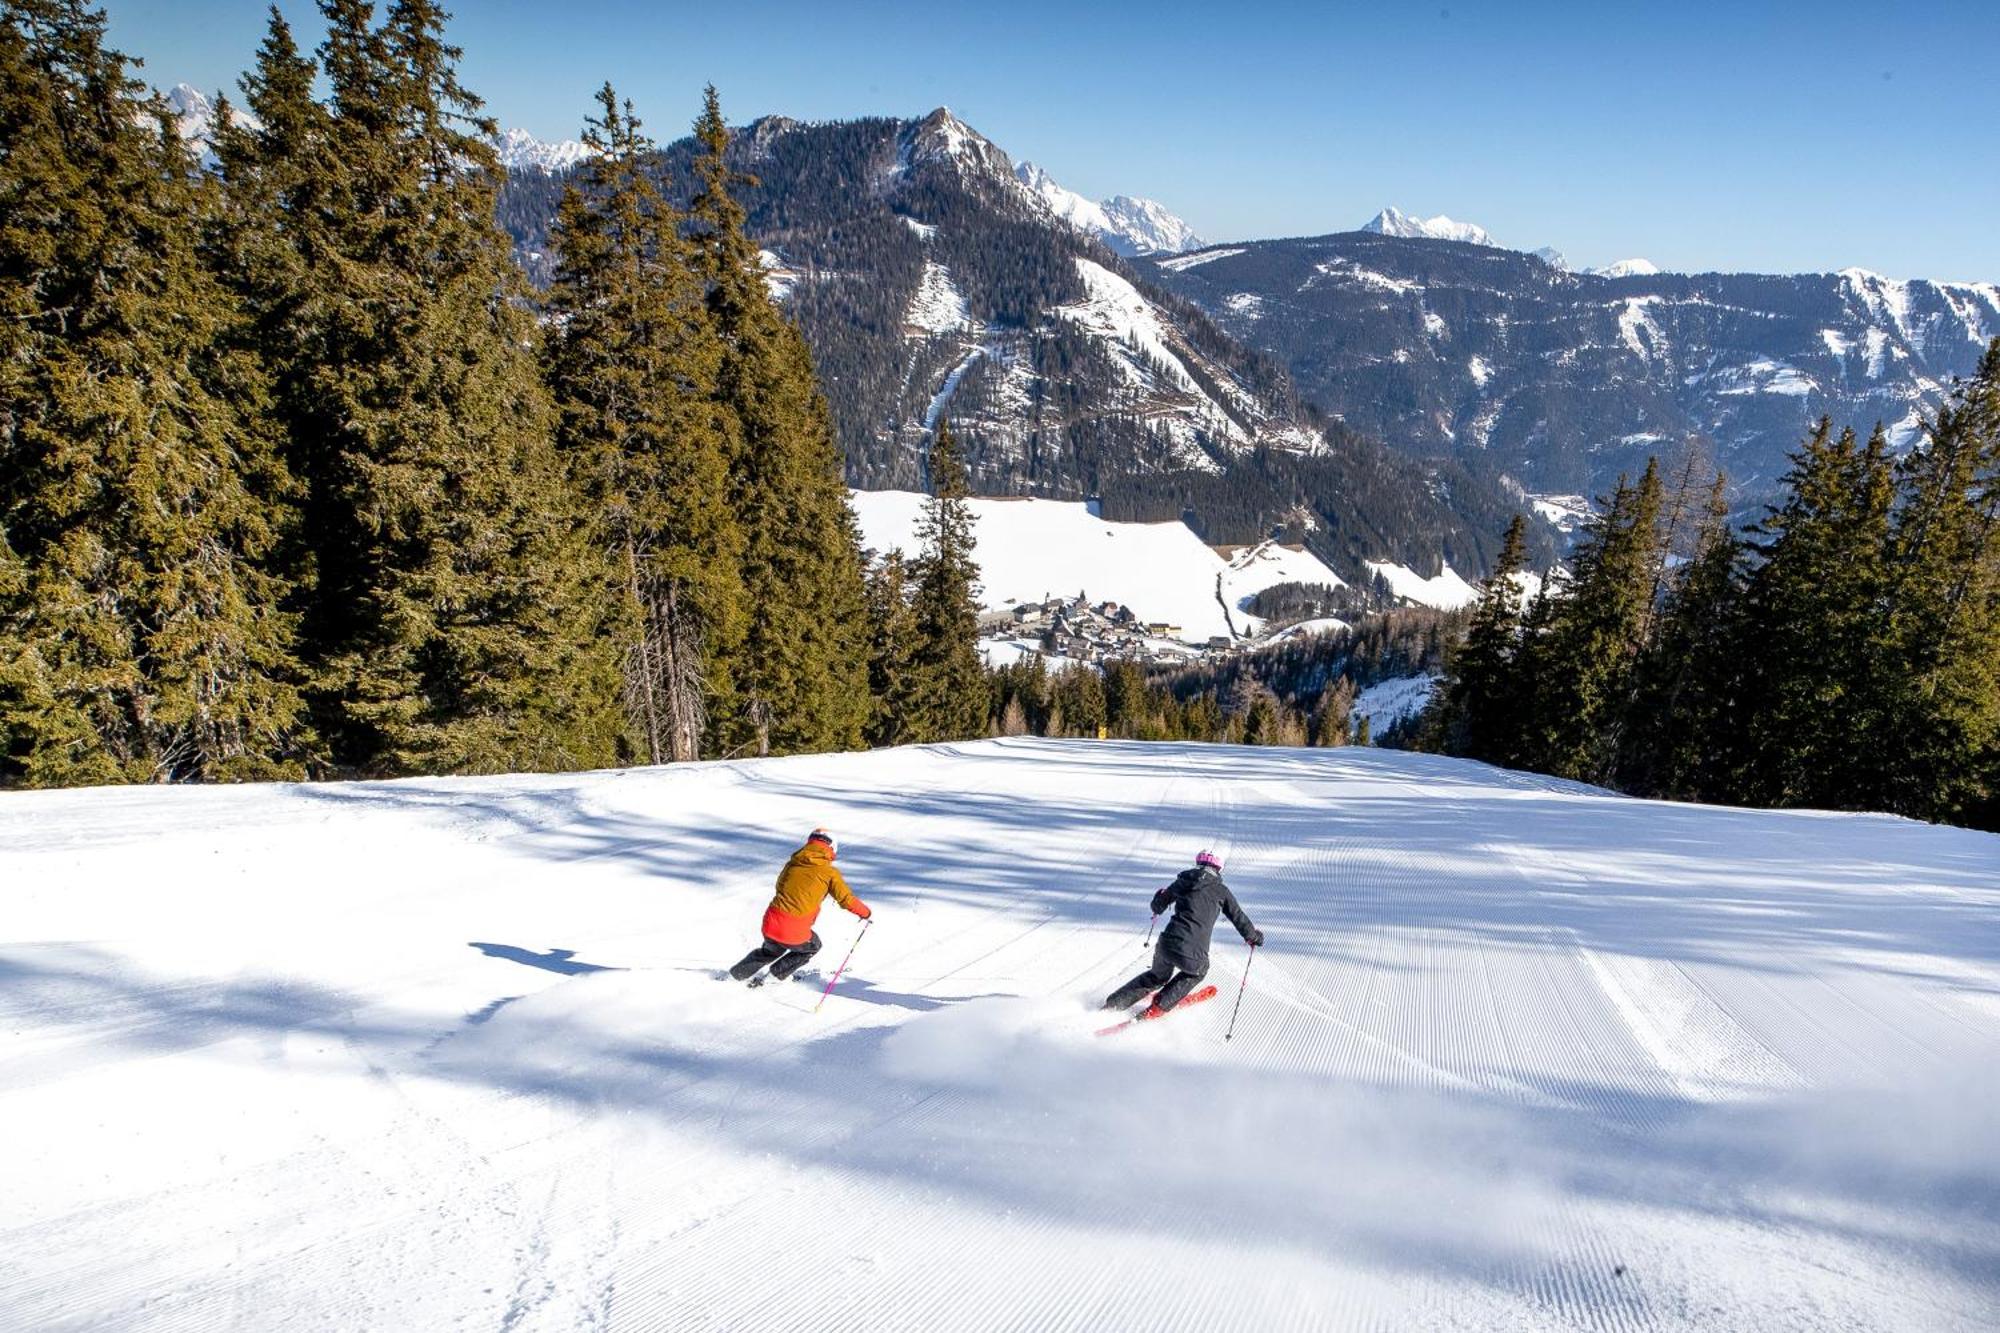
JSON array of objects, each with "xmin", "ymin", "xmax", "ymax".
[
  {"xmin": 851, "ymin": 491, "xmax": 1345, "ymax": 641},
  {"xmin": 5, "ymin": 742, "xmax": 1997, "ymax": 1331}
]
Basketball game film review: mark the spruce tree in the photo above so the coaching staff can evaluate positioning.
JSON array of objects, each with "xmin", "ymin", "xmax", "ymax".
[
  {"xmin": 1616, "ymin": 475, "xmax": 1743, "ymax": 800},
  {"xmin": 1105, "ymin": 659, "xmax": 1151, "ymax": 737},
  {"xmin": 863, "ymin": 550, "xmax": 920, "ymax": 747},
  {"xmin": 905, "ymin": 420, "xmax": 987, "ymax": 742},
  {"xmin": 1880, "ymin": 342, "xmax": 2000, "ymax": 824},
  {"xmin": 1314, "ymin": 677, "xmax": 1355, "ymax": 746},
  {"xmin": 1434, "ymin": 513, "xmax": 1528, "ymax": 764},
  {"xmin": 0, "ymin": 1, "xmax": 306, "ymax": 786},
  {"xmin": 689, "ymin": 86, "xmax": 869, "ymax": 755},
  {"xmin": 544, "ymin": 84, "xmax": 739, "ymax": 764},
  {"xmin": 1733, "ymin": 421, "xmax": 1895, "ymax": 808},
  {"xmin": 232, "ymin": 0, "xmax": 617, "ymax": 775},
  {"xmin": 1512, "ymin": 463, "xmax": 1664, "ymax": 782}
]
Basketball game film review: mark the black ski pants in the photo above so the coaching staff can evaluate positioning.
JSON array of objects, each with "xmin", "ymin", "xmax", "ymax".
[
  {"xmin": 730, "ymin": 931, "xmax": 822, "ymax": 982},
  {"xmin": 1104, "ymin": 941, "xmax": 1207, "ymax": 1012}
]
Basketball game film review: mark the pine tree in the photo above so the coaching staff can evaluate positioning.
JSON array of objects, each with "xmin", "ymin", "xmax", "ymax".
[
  {"xmin": 1313, "ymin": 676, "xmax": 1355, "ymax": 746},
  {"xmin": 1241, "ymin": 690, "xmax": 1278, "ymax": 746},
  {"xmin": 1733, "ymin": 421, "xmax": 1895, "ymax": 808},
  {"xmin": 1616, "ymin": 475, "xmax": 1743, "ymax": 799},
  {"xmin": 863, "ymin": 550, "xmax": 920, "ymax": 746},
  {"xmin": 228, "ymin": 0, "xmax": 616, "ymax": 776},
  {"xmin": 905, "ymin": 420, "xmax": 986, "ymax": 742},
  {"xmin": 1434, "ymin": 513, "xmax": 1528, "ymax": 764},
  {"xmin": 1517, "ymin": 462, "xmax": 1665, "ymax": 782},
  {"xmin": 544, "ymin": 84, "xmax": 739, "ymax": 765},
  {"xmin": 0, "ymin": 1, "xmax": 306, "ymax": 786},
  {"xmin": 1879, "ymin": 342, "xmax": 2000, "ymax": 824},
  {"xmin": 1105, "ymin": 659, "xmax": 1151, "ymax": 737},
  {"xmin": 1050, "ymin": 663, "xmax": 1106, "ymax": 738},
  {"xmin": 690, "ymin": 86, "xmax": 869, "ymax": 755}
]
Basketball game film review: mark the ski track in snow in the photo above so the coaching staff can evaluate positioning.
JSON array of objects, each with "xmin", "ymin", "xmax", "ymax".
[{"xmin": 3, "ymin": 741, "xmax": 1998, "ymax": 1331}]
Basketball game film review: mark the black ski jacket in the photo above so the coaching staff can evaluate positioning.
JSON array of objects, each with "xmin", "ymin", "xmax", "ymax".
[{"xmin": 1151, "ymin": 867, "xmax": 1256, "ymax": 973}]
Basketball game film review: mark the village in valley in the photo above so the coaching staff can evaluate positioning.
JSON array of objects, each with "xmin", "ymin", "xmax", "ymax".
[{"xmin": 985, "ymin": 592, "xmax": 1228, "ymax": 666}]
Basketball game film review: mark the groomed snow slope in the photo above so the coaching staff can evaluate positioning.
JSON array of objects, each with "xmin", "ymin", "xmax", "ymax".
[
  {"xmin": 851, "ymin": 491, "xmax": 1344, "ymax": 641},
  {"xmin": 4, "ymin": 743, "xmax": 1997, "ymax": 1331}
]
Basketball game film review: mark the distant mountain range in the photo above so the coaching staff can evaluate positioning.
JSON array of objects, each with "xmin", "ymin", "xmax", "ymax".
[{"xmin": 1145, "ymin": 233, "xmax": 2000, "ymax": 506}]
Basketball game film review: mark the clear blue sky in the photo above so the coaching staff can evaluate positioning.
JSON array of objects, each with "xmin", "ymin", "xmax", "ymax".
[{"xmin": 110, "ymin": 0, "xmax": 1999, "ymax": 280}]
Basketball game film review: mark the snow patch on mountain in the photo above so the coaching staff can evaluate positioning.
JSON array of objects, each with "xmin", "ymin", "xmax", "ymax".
[
  {"xmin": 1529, "ymin": 493, "xmax": 1593, "ymax": 535},
  {"xmin": 1312, "ymin": 258, "xmax": 1420, "ymax": 296},
  {"xmin": 1712, "ymin": 358, "xmax": 1816, "ymax": 398},
  {"xmin": 1616, "ymin": 296, "xmax": 1664, "ymax": 360},
  {"xmin": 1363, "ymin": 207, "xmax": 1497, "ymax": 248},
  {"xmin": 1158, "ymin": 247, "xmax": 1245, "ymax": 272},
  {"xmin": 758, "ymin": 249, "xmax": 798, "ymax": 301},
  {"xmin": 1014, "ymin": 162, "xmax": 1203, "ymax": 256},
  {"xmin": 906, "ymin": 262, "xmax": 971, "ymax": 336},
  {"xmin": 1365, "ymin": 560, "xmax": 1479, "ymax": 610}
]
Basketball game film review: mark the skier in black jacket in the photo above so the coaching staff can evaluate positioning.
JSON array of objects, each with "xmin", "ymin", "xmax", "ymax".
[{"xmin": 1104, "ymin": 851, "xmax": 1262, "ymax": 1015}]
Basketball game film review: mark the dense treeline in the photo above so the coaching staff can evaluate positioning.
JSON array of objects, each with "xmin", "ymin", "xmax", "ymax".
[
  {"xmin": 985, "ymin": 606, "xmax": 1459, "ymax": 748},
  {"xmin": 0, "ymin": 1, "xmax": 986, "ymax": 787},
  {"xmin": 1425, "ymin": 350, "xmax": 2000, "ymax": 830}
]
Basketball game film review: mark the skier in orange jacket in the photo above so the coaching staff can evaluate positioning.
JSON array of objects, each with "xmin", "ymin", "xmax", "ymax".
[{"xmin": 727, "ymin": 828, "xmax": 871, "ymax": 985}]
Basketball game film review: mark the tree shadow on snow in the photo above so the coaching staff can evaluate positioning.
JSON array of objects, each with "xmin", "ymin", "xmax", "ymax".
[{"xmin": 468, "ymin": 942, "xmax": 622, "ymax": 976}]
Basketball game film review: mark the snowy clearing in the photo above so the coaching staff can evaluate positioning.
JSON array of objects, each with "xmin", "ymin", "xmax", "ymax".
[
  {"xmin": 851, "ymin": 492, "xmax": 1339, "ymax": 642},
  {"xmin": 1351, "ymin": 673, "xmax": 1438, "ymax": 735},
  {"xmin": 4, "ymin": 742, "xmax": 1997, "ymax": 1331},
  {"xmin": 1365, "ymin": 558, "xmax": 1480, "ymax": 610}
]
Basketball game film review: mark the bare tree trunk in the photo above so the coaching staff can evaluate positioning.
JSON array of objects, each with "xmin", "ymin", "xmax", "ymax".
[
  {"xmin": 658, "ymin": 580, "xmax": 706, "ymax": 763},
  {"xmin": 624, "ymin": 539, "xmax": 664, "ymax": 766}
]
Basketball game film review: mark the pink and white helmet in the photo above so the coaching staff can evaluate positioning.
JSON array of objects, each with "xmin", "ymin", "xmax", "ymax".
[
  {"xmin": 1195, "ymin": 850, "xmax": 1222, "ymax": 871},
  {"xmin": 809, "ymin": 827, "xmax": 838, "ymax": 858}
]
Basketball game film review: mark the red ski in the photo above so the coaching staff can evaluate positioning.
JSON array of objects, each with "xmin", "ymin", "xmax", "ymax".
[{"xmin": 1094, "ymin": 984, "xmax": 1219, "ymax": 1037}]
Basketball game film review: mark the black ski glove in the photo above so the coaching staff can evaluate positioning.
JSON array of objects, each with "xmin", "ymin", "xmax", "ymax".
[{"xmin": 1247, "ymin": 928, "xmax": 1265, "ymax": 948}]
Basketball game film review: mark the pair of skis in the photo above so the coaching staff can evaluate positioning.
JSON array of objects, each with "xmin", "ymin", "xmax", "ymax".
[{"xmin": 1093, "ymin": 983, "xmax": 1219, "ymax": 1037}]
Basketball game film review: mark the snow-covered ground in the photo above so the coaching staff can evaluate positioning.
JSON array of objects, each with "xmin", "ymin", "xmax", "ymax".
[
  {"xmin": 1365, "ymin": 558, "xmax": 1480, "ymax": 610},
  {"xmin": 4, "ymin": 743, "xmax": 1996, "ymax": 1331},
  {"xmin": 851, "ymin": 491, "xmax": 1343, "ymax": 642},
  {"xmin": 1352, "ymin": 673, "xmax": 1438, "ymax": 735}
]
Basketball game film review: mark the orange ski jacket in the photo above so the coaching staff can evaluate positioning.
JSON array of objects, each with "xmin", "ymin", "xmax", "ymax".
[{"xmin": 761, "ymin": 841, "xmax": 869, "ymax": 946}]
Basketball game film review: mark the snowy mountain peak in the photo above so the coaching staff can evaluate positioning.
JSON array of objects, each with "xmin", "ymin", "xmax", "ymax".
[
  {"xmin": 1531, "ymin": 246, "xmax": 1570, "ymax": 272},
  {"xmin": 160, "ymin": 82, "xmax": 257, "ymax": 165},
  {"xmin": 494, "ymin": 127, "xmax": 593, "ymax": 174},
  {"xmin": 1588, "ymin": 257, "xmax": 1662, "ymax": 278},
  {"xmin": 1101, "ymin": 194, "xmax": 1204, "ymax": 256},
  {"xmin": 1014, "ymin": 160, "xmax": 1203, "ymax": 257},
  {"xmin": 165, "ymin": 82, "xmax": 215, "ymax": 138},
  {"xmin": 1362, "ymin": 207, "xmax": 1497, "ymax": 248}
]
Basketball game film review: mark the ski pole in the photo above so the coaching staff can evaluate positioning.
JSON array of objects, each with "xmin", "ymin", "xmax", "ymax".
[
  {"xmin": 815, "ymin": 918, "xmax": 871, "ymax": 1014},
  {"xmin": 1224, "ymin": 944, "xmax": 1257, "ymax": 1042},
  {"xmin": 1142, "ymin": 913, "xmax": 1157, "ymax": 950}
]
